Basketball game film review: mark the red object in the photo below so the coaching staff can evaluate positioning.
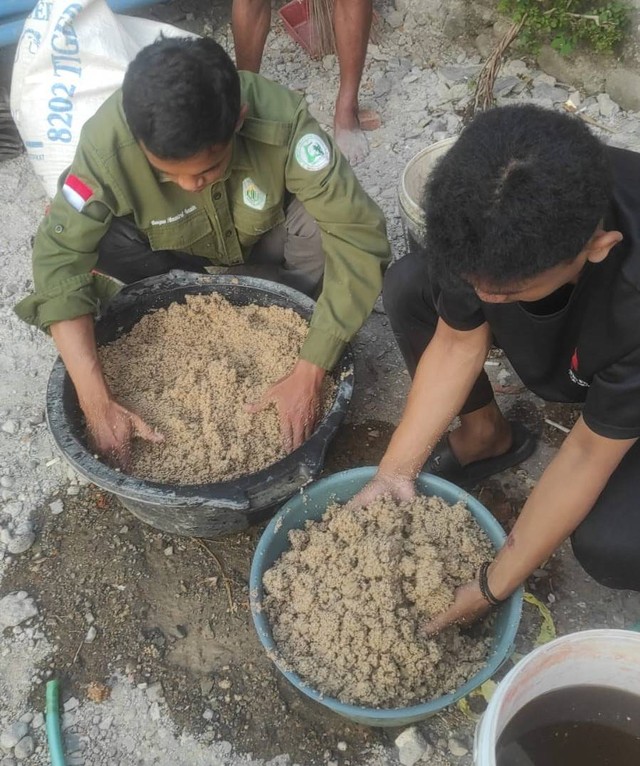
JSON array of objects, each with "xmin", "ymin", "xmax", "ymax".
[
  {"xmin": 64, "ymin": 174, "xmax": 93, "ymax": 201},
  {"xmin": 571, "ymin": 348, "xmax": 579, "ymax": 372},
  {"xmin": 279, "ymin": 0, "xmax": 321, "ymax": 59},
  {"xmin": 62, "ymin": 174, "xmax": 95, "ymax": 212},
  {"xmin": 279, "ymin": 0, "xmax": 380, "ymax": 60}
]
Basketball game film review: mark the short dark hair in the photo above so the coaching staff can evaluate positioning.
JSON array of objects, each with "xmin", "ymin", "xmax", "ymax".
[
  {"xmin": 122, "ymin": 37, "xmax": 241, "ymax": 160},
  {"xmin": 423, "ymin": 105, "xmax": 611, "ymax": 288}
]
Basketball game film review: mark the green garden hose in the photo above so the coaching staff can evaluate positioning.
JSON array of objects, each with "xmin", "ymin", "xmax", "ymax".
[{"xmin": 45, "ymin": 680, "xmax": 67, "ymax": 766}]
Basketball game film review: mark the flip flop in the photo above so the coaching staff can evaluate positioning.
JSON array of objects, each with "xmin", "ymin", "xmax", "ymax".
[{"xmin": 424, "ymin": 421, "xmax": 537, "ymax": 487}]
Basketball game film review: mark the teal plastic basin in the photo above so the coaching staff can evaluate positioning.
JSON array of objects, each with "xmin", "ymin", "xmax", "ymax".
[{"xmin": 250, "ymin": 467, "xmax": 523, "ymax": 727}]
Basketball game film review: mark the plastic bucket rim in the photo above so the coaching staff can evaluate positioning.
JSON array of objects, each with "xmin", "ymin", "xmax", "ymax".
[
  {"xmin": 399, "ymin": 136, "xmax": 458, "ymax": 224},
  {"xmin": 46, "ymin": 273, "xmax": 355, "ymax": 504},
  {"xmin": 46, "ymin": 353, "xmax": 354, "ymax": 502},
  {"xmin": 250, "ymin": 466, "xmax": 524, "ymax": 724},
  {"xmin": 474, "ymin": 627, "xmax": 640, "ymax": 762}
]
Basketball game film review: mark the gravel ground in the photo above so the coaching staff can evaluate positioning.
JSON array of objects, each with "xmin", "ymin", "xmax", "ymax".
[{"xmin": 1, "ymin": 1, "xmax": 640, "ymax": 765}]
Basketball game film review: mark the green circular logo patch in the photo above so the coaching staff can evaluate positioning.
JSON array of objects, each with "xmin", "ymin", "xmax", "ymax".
[{"xmin": 295, "ymin": 134, "xmax": 331, "ymax": 172}]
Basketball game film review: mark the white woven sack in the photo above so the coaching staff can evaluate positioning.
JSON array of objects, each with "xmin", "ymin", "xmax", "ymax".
[{"xmin": 10, "ymin": 0, "xmax": 195, "ymax": 197}]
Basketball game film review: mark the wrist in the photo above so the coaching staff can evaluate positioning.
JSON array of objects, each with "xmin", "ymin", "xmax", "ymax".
[
  {"xmin": 78, "ymin": 381, "xmax": 113, "ymax": 415},
  {"xmin": 476, "ymin": 561, "xmax": 506, "ymax": 606},
  {"xmin": 377, "ymin": 460, "xmax": 416, "ymax": 482},
  {"xmin": 484, "ymin": 560, "xmax": 517, "ymax": 602},
  {"xmin": 295, "ymin": 358, "xmax": 326, "ymax": 382}
]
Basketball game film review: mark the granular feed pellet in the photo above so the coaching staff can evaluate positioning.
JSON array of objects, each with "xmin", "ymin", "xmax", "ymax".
[
  {"xmin": 98, "ymin": 293, "xmax": 334, "ymax": 484},
  {"xmin": 263, "ymin": 494, "xmax": 494, "ymax": 708}
]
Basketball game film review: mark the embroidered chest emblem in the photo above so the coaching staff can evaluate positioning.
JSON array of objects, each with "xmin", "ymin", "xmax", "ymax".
[
  {"xmin": 569, "ymin": 348, "xmax": 589, "ymax": 388},
  {"xmin": 242, "ymin": 178, "xmax": 267, "ymax": 210}
]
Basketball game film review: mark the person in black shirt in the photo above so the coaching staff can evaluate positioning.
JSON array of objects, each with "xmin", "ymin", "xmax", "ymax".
[{"xmin": 353, "ymin": 104, "xmax": 640, "ymax": 631}]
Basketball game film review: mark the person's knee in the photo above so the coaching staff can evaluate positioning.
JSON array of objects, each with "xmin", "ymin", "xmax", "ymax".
[
  {"xmin": 285, "ymin": 198, "xmax": 319, "ymax": 240},
  {"xmin": 270, "ymin": 199, "xmax": 324, "ymax": 296},
  {"xmin": 382, "ymin": 254, "xmax": 426, "ymax": 325},
  {"xmin": 284, "ymin": 200, "xmax": 323, "ymax": 264},
  {"xmin": 571, "ymin": 521, "xmax": 640, "ymax": 591}
]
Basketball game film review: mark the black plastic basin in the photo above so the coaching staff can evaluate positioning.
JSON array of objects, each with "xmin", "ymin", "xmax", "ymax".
[{"xmin": 46, "ymin": 271, "xmax": 354, "ymax": 538}]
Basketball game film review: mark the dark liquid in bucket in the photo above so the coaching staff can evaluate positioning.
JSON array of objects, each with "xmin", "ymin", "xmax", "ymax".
[{"xmin": 496, "ymin": 685, "xmax": 640, "ymax": 766}]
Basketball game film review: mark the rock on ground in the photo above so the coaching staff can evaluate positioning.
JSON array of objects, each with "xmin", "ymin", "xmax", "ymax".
[
  {"xmin": 0, "ymin": 722, "xmax": 29, "ymax": 750},
  {"xmin": 606, "ymin": 68, "xmax": 640, "ymax": 113},
  {"xmin": 12, "ymin": 736, "xmax": 34, "ymax": 760},
  {"xmin": 448, "ymin": 736, "xmax": 469, "ymax": 757},
  {"xmin": 0, "ymin": 521, "xmax": 35, "ymax": 555},
  {"xmin": 395, "ymin": 726, "xmax": 429, "ymax": 766},
  {"xmin": 0, "ymin": 593, "xmax": 37, "ymax": 630}
]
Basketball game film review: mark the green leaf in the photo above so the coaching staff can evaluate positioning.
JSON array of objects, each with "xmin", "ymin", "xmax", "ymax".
[{"xmin": 499, "ymin": 0, "xmax": 629, "ymax": 55}]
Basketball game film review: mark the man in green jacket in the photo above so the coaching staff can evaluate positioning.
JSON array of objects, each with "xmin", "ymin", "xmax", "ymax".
[{"xmin": 16, "ymin": 37, "xmax": 390, "ymax": 467}]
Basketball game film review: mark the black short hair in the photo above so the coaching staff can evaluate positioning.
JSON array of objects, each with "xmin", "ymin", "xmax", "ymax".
[
  {"xmin": 122, "ymin": 37, "xmax": 240, "ymax": 160},
  {"xmin": 423, "ymin": 105, "xmax": 611, "ymax": 288}
]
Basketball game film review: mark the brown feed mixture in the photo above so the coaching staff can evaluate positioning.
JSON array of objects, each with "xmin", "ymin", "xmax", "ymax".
[
  {"xmin": 263, "ymin": 494, "xmax": 494, "ymax": 708},
  {"xmin": 98, "ymin": 293, "xmax": 334, "ymax": 484}
]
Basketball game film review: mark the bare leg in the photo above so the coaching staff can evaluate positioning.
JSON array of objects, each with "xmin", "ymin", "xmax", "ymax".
[
  {"xmin": 448, "ymin": 400, "xmax": 513, "ymax": 466},
  {"xmin": 332, "ymin": 0, "xmax": 373, "ymax": 164},
  {"xmin": 231, "ymin": 0, "xmax": 271, "ymax": 72}
]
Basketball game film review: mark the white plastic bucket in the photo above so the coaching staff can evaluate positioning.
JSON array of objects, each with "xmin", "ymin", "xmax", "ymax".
[
  {"xmin": 474, "ymin": 629, "xmax": 640, "ymax": 765},
  {"xmin": 398, "ymin": 136, "xmax": 457, "ymax": 246}
]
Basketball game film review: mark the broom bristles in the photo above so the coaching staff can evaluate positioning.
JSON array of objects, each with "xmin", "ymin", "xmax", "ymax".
[
  {"xmin": 309, "ymin": 0, "xmax": 336, "ymax": 58},
  {"xmin": 307, "ymin": 0, "xmax": 380, "ymax": 59}
]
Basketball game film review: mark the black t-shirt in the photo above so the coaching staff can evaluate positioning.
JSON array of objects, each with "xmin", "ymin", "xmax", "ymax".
[{"xmin": 434, "ymin": 146, "xmax": 640, "ymax": 440}]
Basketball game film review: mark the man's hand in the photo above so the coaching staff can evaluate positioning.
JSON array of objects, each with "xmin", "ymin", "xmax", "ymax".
[
  {"xmin": 85, "ymin": 398, "xmax": 163, "ymax": 470},
  {"xmin": 247, "ymin": 359, "xmax": 325, "ymax": 452},
  {"xmin": 49, "ymin": 316, "xmax": 163, "ymax": 470},
  {"xmin": 423, "ymin": 579, "xmax": 491, "ymax": 636},
  {"xmin": 347, "ymin": 471, "xmax": 416, "ymax": 509}
]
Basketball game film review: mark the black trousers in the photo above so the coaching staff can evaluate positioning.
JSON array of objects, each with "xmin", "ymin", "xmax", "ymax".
[
  {"xmin": 383, "ymin": 252, "xmax": 640, "ymax": 592},
  {"xmin": 95, "ymin": 216, "xmax": 211, "ymax": 282},
  {"xmin": 94, "ymin": 198, "xmax": 325, "ymax": 298}
]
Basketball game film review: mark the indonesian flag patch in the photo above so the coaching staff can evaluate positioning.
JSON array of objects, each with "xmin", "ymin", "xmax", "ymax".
[{"xmin": 62, "ymin": 174, "xmax": 94, "ymax": 212}]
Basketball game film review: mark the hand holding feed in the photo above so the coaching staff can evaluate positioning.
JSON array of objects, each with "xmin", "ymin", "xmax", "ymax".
[
  {"xmin": 85, "ymin": 398, "xmax": 163, "ymax": 470},
  {"xmin": 347, "ymin": 470, "xmax": 417, "ymax": 509},
  {"xmin": 247, "ymin": 359, "xmax": 325, "ymax": 452},
  {"xmin": 423, "ymin": 579, "xmax": 492, "ymax": 636}
]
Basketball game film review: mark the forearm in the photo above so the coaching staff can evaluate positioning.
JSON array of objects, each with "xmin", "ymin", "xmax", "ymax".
[
  {"xmin": 289, "ymin": 104, "xmax": 390, "ymax": 371},
  {"xmin": 488, "ymin": 417, "xmax": 637, "ymax": 599},
  {"xmin": 50, "ymin": 315, "xmax": 111, "ymax": 411},
  {"xmin": 300, "ymin": 243, "xmax": 389, "ymax": 370},
  {"xmin": 380, "ymin": 319, "xmax": 491, "ymax": 477}
]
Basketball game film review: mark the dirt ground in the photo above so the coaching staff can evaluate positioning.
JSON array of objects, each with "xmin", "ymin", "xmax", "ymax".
[
  {"xmin": 0, "ymin": 316, "xmax": 407, "ymax": 765},
  {"xmin": 3, "ymin": 311, "xmax": 639, "ymax": 765}
]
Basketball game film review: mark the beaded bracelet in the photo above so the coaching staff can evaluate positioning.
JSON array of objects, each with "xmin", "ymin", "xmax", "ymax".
[{"xmin": 478, "ymin": 561, "xmax": 506, "ymax": 606}]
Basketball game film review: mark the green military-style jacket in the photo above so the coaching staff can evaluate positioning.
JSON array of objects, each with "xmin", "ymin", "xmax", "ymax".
[{"xmin": 15, "ymin": 72, "xmax": 390, "ymax": 370}]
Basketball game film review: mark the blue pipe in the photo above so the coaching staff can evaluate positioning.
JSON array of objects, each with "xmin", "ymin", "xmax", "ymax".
[
  {"xmin": 0, "ymin": 16, "xmax": 24, "ymax": 47},
  {"xmin": 0, "ymin": 0, "xmax": 168, "ymax": 48},
  {"xmin": 45, "ymin": 680, "xmax": 67, "ymax": 766},
  {"xmin": 0, "ymin": 2, "xmax": 37, "ymax": 21}
]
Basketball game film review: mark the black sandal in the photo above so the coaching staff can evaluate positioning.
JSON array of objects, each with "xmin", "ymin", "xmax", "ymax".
[{"xmin": 424, "ymin": 421, "xmax": 537, "ymax": 487}]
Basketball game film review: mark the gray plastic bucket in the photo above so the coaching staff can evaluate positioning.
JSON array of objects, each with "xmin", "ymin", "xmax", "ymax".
[{"xmin": 399, "ymin": 136, "xmax": 457, "ymax": 248}]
